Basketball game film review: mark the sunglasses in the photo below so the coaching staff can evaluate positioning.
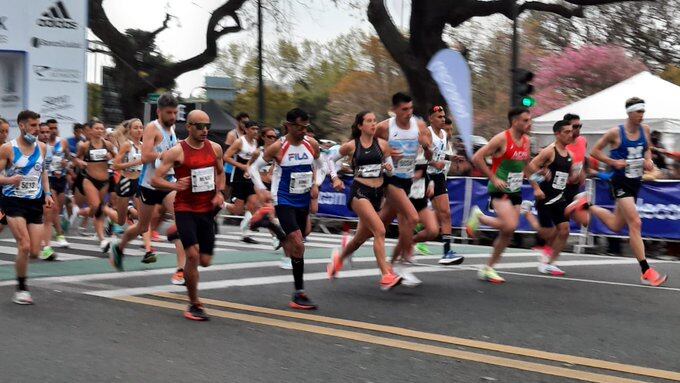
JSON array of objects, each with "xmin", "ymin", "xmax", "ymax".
[
  {"xmin": 189, "ymin": 122, "xmax": 211, "ymax": 130},
  {"xmin": 264, "ymin": 134, "xmax": 277, "ymax": 139},
  {"xmin": 572, "ymin": 124, "xmax": 582, "ymax": 129}
]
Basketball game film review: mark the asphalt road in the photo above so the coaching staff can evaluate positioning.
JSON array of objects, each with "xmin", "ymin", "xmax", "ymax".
[{"xmin": 1, "ymin": 226, "xmax": 679, "ymax": 383}]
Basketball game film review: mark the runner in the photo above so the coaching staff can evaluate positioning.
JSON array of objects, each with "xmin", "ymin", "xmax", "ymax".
[
  {"xmin": 0, "ymin": 118, "xmax": 9, "ymax": 232},
  {"xmin": 223, "ymin": 112, "xmax": 250, "ymax": 205},
  {"xmin": 326, "ymin": 111, "xmax": 402, "ymax": 290},
  {"xmin": 110, "ymin": 93, "xmax": 186, "ymax": 283},
  {"xmin": 523, "ymin": 120, "xmax": 574, "ymax": 276},
  {"xmin": 223, "ymin": 120, "xmax": 261, "ymax": 243},
  {"xmin": 0, "ymin": 110, "xmax": 54, "ymax": 304},
  {"xmin": 42, "ymin": 119, "xmax": 70, "ymax": 256},
  {"xmin": 572, "ymin": 97, "xmax": 667, "ymax": 286},
  {"xmin": 249, "ymin": 108, "xmax": 324, "ymax": 309},
  {"xmin": 73, "ymin": 120, "xmax": 116, "ymax": 251},
  {"xmin": 468, "ymin": 107, "xmax": 532, "ymax": 284},
  {"xmin": 112, "ymin": 118, "xmax": 153, "ymax": 261},
  {"xmin": 37, "ymin": 123, "xmax": 58, "ymax": 260},
  {"xmin": 426, "ymin": 106, "xmax": 464, "ymax": 265},
  {"xmin": 152, "ymin": 110, "xmax": 225, "ymax": 321}
]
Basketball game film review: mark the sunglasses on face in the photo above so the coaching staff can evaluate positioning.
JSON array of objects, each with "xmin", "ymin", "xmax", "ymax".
[
  {"xmin": 572, "ymin": 124, "xmax": 582, "ymax": 129},
  {"xmin": 189, "ymin": 122, "xmax": 211, "ymax": 130},
  {"xmin": 264, "ymin": 134, "xmax": 277, "ymax": 139}
]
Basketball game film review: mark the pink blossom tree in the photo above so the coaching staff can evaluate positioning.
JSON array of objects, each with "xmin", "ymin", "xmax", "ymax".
[{"xmin": 533, "ymin": 45, "xmax": 647, "ymax": 115}]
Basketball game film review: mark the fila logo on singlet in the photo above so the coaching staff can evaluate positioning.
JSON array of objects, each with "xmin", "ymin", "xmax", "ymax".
[{"xmin": 288, "ymin": 152, "xmax": 309, "ymax": 161}]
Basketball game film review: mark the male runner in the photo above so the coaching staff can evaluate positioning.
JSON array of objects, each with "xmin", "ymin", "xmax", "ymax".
[
  {"xmin": 523, "ymin": 120, "xmax": 574, "ymax": 276},
  {"xmin": 110, "ymin": 94, "xmax": 186, "ymax": 283},
  {"xmin": 573, "ymin": 97, "xmax": 667, "ymax": 286},
  {"xmin": 249, "ymin": 108, "xmax": 323, "ymax": 309},
  {"xmin": 0, "ymin": 110, "xmax": 54, "ymax": 304},
  {"xmin": 0, "ymin": 118, "xmax": 9, "ymax": 231},
  {"xmin": 224, "ymin": 112, "xmax": 250, "ymax": 202},
  {"xmin": 468, "ymin": 107, "xmax": 532, "ymax": 283},
  {"xmin": 44, "ymin": 119, "xmax": 70, "ymax": 250},
  {"xmin": 152, "ymin": 110, "xmax": 225, "ymax": 321}
]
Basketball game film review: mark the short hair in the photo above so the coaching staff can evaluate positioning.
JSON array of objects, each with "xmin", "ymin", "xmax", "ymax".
[
  {"xmin": 444, "ymin": 117, "xmax": 453, "ymax": 125},
  {"xmin": 563, "ymin": 113, "xmax": 580, "ymax": 122},
  {"xmin": 552, "ymin": 119, "xmax": 571, "ymax": 133},
  {"xmin": 235, "ymin": 112, "xmax": 250, "ymax": 121},
  {"xmin": 157, "ymin": 93, "xmax": 178, "ymax": 109},
  {"xmin": 87, "ymin": 119, "xmax": 103, "ymax": 128},
  {"xmin": 17, "ymin": 110, "xmax": 40, "ymax": 124},
  {"xmin": 391, "ymin": 92, "xmax": 412, "ymax": 107},
  {"xmin": 73, "ymin": 123, "xmax": 83, "ymax": 132},
  {"xmin": 46, "ymin": 118, "xmax": 58, "ymax": 125},
  {"xmin": 625, "ymin": 97, "xmax": 644, "ymax": 108},
  {"xmin": 39, "ymin": 122, "xmax": 48, "ymax": 128},
  {"xmin": 0, "ymin": 117, "xmax": 8, "ymax": 125},
  {"xmin": 286, "ymin": 108, "xmax": 309, "ymax": 123},
  {"xmin": 244, "ymin": 120, "xmax": 259, "ymax": 129},
  {"xmin": 507, "ymin": 107, "xmax": 530, "ymax": 125}
]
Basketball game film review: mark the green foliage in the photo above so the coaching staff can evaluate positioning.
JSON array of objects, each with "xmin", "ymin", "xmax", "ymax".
[{"xmin": 87, "ymin": 83, "xmax": 102, "ymax": 119}]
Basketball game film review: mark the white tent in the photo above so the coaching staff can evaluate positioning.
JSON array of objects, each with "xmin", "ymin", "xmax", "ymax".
[{"xmin": 532, "ymin": 71, "xmax": 680, "ymax": 151}]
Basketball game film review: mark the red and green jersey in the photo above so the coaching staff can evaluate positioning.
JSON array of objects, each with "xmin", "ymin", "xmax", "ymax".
[{"xmin": 488, "ymin": 129, "xmax": 530, "ymax": 194}]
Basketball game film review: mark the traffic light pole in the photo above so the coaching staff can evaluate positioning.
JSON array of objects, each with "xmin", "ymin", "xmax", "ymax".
[{"xmin": 510, "ymin": 0, "xmax": 519, "ymax": 108}]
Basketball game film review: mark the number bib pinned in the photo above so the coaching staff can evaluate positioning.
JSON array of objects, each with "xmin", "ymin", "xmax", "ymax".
[
  {"xmin": 625, "ymin": 158, "xmax": 644, "ymax": 178},
  {"xmin": 356, "ymin": 164, "xmax": 382, "ymax": 178},
  {"xmin": 506, "ymin": 172, "xmax": 523, "ymax": 192},
  {"xmin": 191, "ymin": 166, "xmax": 215, "ymax": 193},
  {"xmin": 89, "ymin": 148, "xmax": 108, "ymax": 162},
  {"xmin": 552, "ymin": 171, "xmax": 568, "ymax": 190},
  {"xmin": 289, "ymin": 171, "xmax": 313, "ymax": 194},
  {"xmin": 17, "ymin": 176, "xmax": 40, "ymax": 198}
]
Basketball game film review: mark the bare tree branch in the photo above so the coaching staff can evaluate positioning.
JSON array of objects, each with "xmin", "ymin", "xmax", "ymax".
[
  {"xmin": 565, "ymin": 0, "xmax": 649, "ymax": 5},
  {"xmin": 149, "ymin": 13, "xmax": 173, "ymax": 39},
  {"xmin": 520, "ymin": 2, "xmax": 585, "ymax": 18},
  {"xmin": 366, "ymin": 0, "xmax": 412, "ymax": 68},
  {"xmin": 87, "ymin": 0, "xmax": 133, "ymax": 60}
]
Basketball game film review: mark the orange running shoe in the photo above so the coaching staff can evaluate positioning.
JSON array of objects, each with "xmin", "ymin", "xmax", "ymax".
[
  {"xmin": 379, "ymin": 273, "xmax": 402, "ymax": 291},
  {"xmin": 326, "ymin": 249, "xmax": 344, "ymax": 280},
  {"xmin": 171, "ymin": 270, "xmax": 185, "ymax": 286},
  {"xmin": 184, "ymin": 304, "xmax": 209, "ymax": 321},
  {"xmin": 641, "ymin": 268, "xmax": 668, "ymax": 287},
  {"xmin": 151, "ymin": 230, "xmax": 161, "ymax": 241}
]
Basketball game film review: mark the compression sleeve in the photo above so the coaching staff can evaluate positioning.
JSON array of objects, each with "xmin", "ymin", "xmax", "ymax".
[{"xmin": 248, "ymin": 155, "xmax": 269, "ymax": 191}]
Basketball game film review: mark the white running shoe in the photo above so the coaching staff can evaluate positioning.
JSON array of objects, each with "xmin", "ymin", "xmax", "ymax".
[
  {"xmin": 538, "ymin": 263, "xmax": 565, "ymax": 276},
  {"xmin": 51, "ymin": 235, "xmax": 70, "ymax": 248},
  {"xmin": 394, "ymin": 264, "xmax": 421, "ymax": 287},
  {"xmin": 12, "ymin": 290, "xmax": 33, "ymax": 305},
  {"xmin": 69, "ymin": 205, "xmax": 80, "ymax": 228},
  {"xmin": 279, "ymin": 257, "xmax": 292, "ymax": 270},
  {"xmin": 271, "ymin": 236, "xmax": 281, "ymax": 250},
  {"xmin": 100, "ymin": 239, "xmax": 111, "ymax": 253}
]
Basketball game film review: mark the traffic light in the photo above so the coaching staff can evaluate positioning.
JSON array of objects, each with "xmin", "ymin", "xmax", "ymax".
[{"xmin": 513, "ymin": 68, "xmax": 535, "ymax": 107}]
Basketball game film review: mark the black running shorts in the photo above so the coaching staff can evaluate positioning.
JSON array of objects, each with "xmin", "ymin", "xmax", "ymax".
[
  {"xmin": 428, "ymin": 172, "xmax": 448, "ymax": 198},
  {"xmin": 384, "ymin": 176, "xmax": 412, "ymax": 195},
  {"xmin": 175, "ymin": 211, "xmax": 216, "ymax": 255},
  {"xmin": 48, "ymin": 176, "xmax": 67, "ymax": 194},
  {"xmin": 536, "ymin": 201, "xmax": 568, "ymax": 228},
  {"xmin": 610, "ymin": 178, "xmax": 641, "ymax": 201},
  {"xmin": 116, "ymin": 177, "xmax": 139, "ymax": 198},
  {"xmin": 139, "ymin": 186, "xmax": 171, "ymax": 206},
  {"xmin": 348, "ymin": 181, "xmax": 383, "ymax": 213},
  {"xmin": 231, "ymin": 180, "xmax": 255, "ymax": 202},
  {"xmin": 3, "ymin": 196, "xmax": 44, "ymax": 225},
  {"xmin": 488, "ymin": 192, "xmax": 522, "ymax": 211},
  {"xmin": 275, "ymin": 205, "xmax": 309, "ymax": 236}
]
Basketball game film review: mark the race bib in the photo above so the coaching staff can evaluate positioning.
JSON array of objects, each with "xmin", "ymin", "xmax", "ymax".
[
  {"xmin": 570, "ymin": 163, "xmax": 583, "ymax": 178},
  {"xmin": 191, "ymin": 166, "xmax": 215, "ymax": 193},
  {"xmin": 129, "ymin": 153, "xmax": 142, "ymax": 172},
  {"xmin": 395, "ymin": 157, "xmax": 415, "ymax": 176},
  {"xmin": 89, "ymin": 148, "xmax": 108, "ymax": 162},
  {"xmin": 409, "ymin": 178, "xmax": 426, "ymax": 199},
  {"xmin": 289, "ymin": 171, "xmax": 313, "ymax": 194},
  {"xmin": 625, "ymin": 158, "xmax": 644, "ymax": 178},
  {"xmin": 50, "ymin": 155, "xmax": 63, "ymax": 173},
  {"xmin": 356, "ymin": 163, "xmax": 382, "ymax": 178},
  {"xmin": 17, "ymin": 176, "xmax": 39, "ymax": 197},
  {"xmin": 506, "ymin": 172, "xmax": 523, "ymax": 192},
  {"xmin": 552, "ymin": 171, "xmax": 568, "ymax": 190}
]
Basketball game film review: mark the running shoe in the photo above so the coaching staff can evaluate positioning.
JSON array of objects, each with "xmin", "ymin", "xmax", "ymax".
[
  {"xmin": 249, "ymin": 206, "xmax": 274, "ymax": 231},
  {"xmin": 151, "ymin": 231, "xmax": 161, "ymax": 241},
  {"xmin": 327, "ymin": 249, "xmax": 343, "ymax": 279},
  {"xmin": 109, "ymin": 242, "xmax": 124, "ymax": 271},
  {"xmin": 60, "ymin": 216, "xmax": 70, "ymax": 233},
  {"xmin": 399, "ymin": 269, "xmax": 422, "ymax": 287},
  {"xmin": 466, "ymin": 206, "xmax": 484, "ymax": 238},
  {"xmin": 141, "ymin": 251, "xmax": 157, "ymax": 264},
  {"xmin": 272, "ymin": 236, "xmax": 282, "ymax": 251},
  {"xmin": 166, "ymin": 225, "xmax": 179, "ymax": 242},
  {"xmin": 105, "ymin": 221, "xmax": 113, "ymax": 236},
  {"xmin": 12, "ymin": 290, "xmax": 33, "ymax": 305},
  {"xmin": 478, "ymin": 266, "xmax": 505, "ymax": 284},
  {"xmin": 52, "ymin": 235, "xmax": 70, "ymax": 248},
  {"xmin": 641, "ymin": 268, "xmax": 668, "ymax": 287},
  {"xmin": 112, "ymin": 223, "xmax": 125, "ymax": 235},
  {"xmin": 279, "ymin": 257, "xmax": 292, "ymax": 270},
  {"xmin": 39, "ymin": 246, "xmax": 56, "ymax": 261},
  {"xmin": 414, "ymin": 243, "xmax": 432, "ymax": 255},
  {"xmin": 171, "ymin": 270, "xmax": 186, "ymax": 286},
  {"xmin": 68, "ymin": 205, "xmax": 80, "ymax": 229},
  {"xmin": 379, "ymin": 273, "xmax": 402, "ymax": 291},
  {"xmin": 538, "ymin": 263, "xmax": 565, "ymax": 276},
  {"xmin": 241, "ymin": 236, "xmax": 259, "ymax": 244},
  {"xmin": 184, "ymin": 304, "xmax": 209, "ymax": 321},
  {"xmin": 534, "ymin": 245, "xmax": 554, "ymax": 264},
  {"xmin": 100, "ymin": 239, "xmax": 111, "ymax": 254},
  {"xmin": 564, "ymin": 192, "xmax": 589, "ymax": 217},
  {"xmin": 289, "ymin": 292, "xmax": 317, "ymax": 310},
  {"xmin": 520, "ymin": 200, "xmax": 534, "ymax": 215},
  {"xmin": 438, "ymin": 250, "xmax": 465, "ymax": 265}
]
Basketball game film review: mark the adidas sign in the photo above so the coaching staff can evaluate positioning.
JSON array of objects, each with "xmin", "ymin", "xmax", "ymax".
[{"xmin": 37, "ymin": 1, "xmax": 78, "ymax": 29}]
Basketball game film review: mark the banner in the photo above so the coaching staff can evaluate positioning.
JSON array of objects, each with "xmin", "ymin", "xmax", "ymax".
[{"xmin": 427, "ymin": 49, "xmax": 474, "ymax": 158}]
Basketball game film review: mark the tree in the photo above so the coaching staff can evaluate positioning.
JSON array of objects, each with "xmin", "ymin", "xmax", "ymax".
[
  {"xmin": 88, "ymin": 0, "xmax": 247, "ymax": 119},
  {"xmin": 532, "ymin": 45, "xmax": 647, "ymax": 115},
  {"xmin": 366, "ymin": 0, "xmax": 646, "ymax": 117}
]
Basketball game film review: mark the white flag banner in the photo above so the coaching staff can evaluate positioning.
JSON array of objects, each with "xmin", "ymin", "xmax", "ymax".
[{"xmin": 427, "ymin": 49, "xmax": 474, "ymax": 158}]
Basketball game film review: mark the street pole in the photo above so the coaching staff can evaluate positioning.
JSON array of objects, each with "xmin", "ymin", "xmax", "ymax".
[
  {"xmin": 510, "ymin": 0, "xmax": 519, "ymax": 108},
  {"xmin": 257, "ymin": 0, "xmax": 265, "ymax": 123}
]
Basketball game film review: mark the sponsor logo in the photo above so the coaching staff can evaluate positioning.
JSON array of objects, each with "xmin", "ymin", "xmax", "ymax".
[
  {"xmin": 41, "ymin": 95, "xmax": 73, "ymax": 113},
  {"xmin": 0, "ymin": 15, "xmax": 7, "ymax": 30},
  {"xmin": 33, "ymin": 65, "xmax": 81, "ymax": 83},
  {"xmin": 288, "ymin": 153, "xmax": 310, "ymax": 161},
  {"xmin": 31, "ymin": 37, "xmax": 82, "ymax": 49},
  {"xmin": 637, "ymin": 198, "xmax": 680, "ymax": 220},
  {"xmin": 43, "ymin": 113, "xmax": 77, "ymax": 122},
  {"xmin": 37, "ymin": 1, "xmax": 78, "ymax": 29},
  {"xmin": 1, "ymin": 94, "xmax": 20, "ymax": 103},
  {"xmin": 318, "ymin": 191, "xmax": 346, "ymax": 206},
  {"xmin": 34, "ymin": 163, "xmax": 43, "ymax": 172}
]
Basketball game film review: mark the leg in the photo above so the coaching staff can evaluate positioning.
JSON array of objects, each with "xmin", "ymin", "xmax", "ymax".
[
  {"xmin": 163, "ymin": 191, "xmax": 186, "ymax": 271},
  {"xmin": 351, "ymin": 198, "xmax": 390, "ymax": 275},
  {"xmin": 82, "ymin": 179, "xmax": 105, "ymax": 241},
  {"xmin": 119, "ymin": 202, "xmax": 154, "ymax": 250},
  {"xmin": 617, "ymin": 197, "xmax": 645, "ymax": 262},
  {"xmin": 413, "ymin": 208, "xmax": 439, "ymax": 244},
  {"xmin": 590, "ymin": 205, "xmax": 626, "ymax": 233},
  {"xmin": 28, "ymin": 223, "xmax": 44, "ymax": 260},
  {"xmin": 485, "ymin": 199, "xmax": 520, "ymax": 268},
  {"xmin": 432, "ymin": 193, "xmax": 452, "ymax": 254},
  {"xmin": 184, "ymin": 245, "xmax": 201, "ymax": 305},
  {"xmin": 383, "ymin": 185, "xmax": 418, "ymax": 263},
  {"xmin": 550, "ymin": 222, "xmax": 570, "ymax": 262},
  {"xmin": 7, "ymin": 217, "xmax": 31, "ymax": 285}
]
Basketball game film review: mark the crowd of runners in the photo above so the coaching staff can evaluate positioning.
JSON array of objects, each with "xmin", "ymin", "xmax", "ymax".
[{"xmin": 0, "ymin": 91, "xmax": 669, "ymax": 320}]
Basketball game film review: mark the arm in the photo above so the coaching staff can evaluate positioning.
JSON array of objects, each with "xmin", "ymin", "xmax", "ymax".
[
  {"xmin": 472, "ymin": 133, "xmax": 508, "ymax": 190},
  {"xmin": 212, "ymin": 142, "xmax": 226, "ymax": 208},
  {"xmin": 418, "ymin": 121, "xmax": 433, "ymax": 160},
  {"xmin": 249, "ymin": 141, "xmax": 281, "ymax": 191},
  {"xmin": 525, "ymin": 147, "xmax": 553, "ymax": 200},
  {"xmin": 642, "ymin": 125, "xmax": 655, "ymax": 171},
  {"xmin": 74, "ymin": 142, "xmax": 88, "ymax": 169},
  {"xmin": 591, "ymin": 128, "xmax": 625, "ymax": 169},
  {"xmin": 0, "ymin": 144, "xmax": 21, "ymax": 186},
  {"xmin": 141, "ymin": 123, "xmax": 160, "ymax": 164},
  {"xmin": 113, "ymin": 142, "xmax": 140, "ymax": 171},
  {"xmin": 39, "ymin": 143, "xmax": 54, "ymax": 207},
  {"xmin": 150, "ymin": 146, "xmax": 185, "ymax": 191},
  {"xmin": 223, "ymin": 139, "xmax": 245, "ymax": 171},
  {"xmin": 378, "ymin": 138, "xmax": 393, "ymax": 173},
  {"xmin": 375, "ymin": 120, "xmax": 389, "ymax": 141}
]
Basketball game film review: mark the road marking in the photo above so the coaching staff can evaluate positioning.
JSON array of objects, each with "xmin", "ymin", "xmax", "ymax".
[
  {"xmin": 113, "ymin": 295, "xmax": 650, "ymax": 383},
  {"xmin": 156, "ymin": 292, "xmax": 680, "ymax": 381},
  {"xmin": 83, "ymin": 258, "xmax": 667, "ymax": 298}
]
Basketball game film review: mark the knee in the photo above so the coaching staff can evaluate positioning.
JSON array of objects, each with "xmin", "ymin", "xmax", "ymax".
[
  {"xmin": 18, "ymin": 239, "xmax": 30, "ymax": 254},
  {"xmin": 185, "ymin": 247, "xmax": 200, "ymax": 262},
  {"xmin": 558, "ymin": 224, "xmax": 570, "ymax": 239},
  {"xmin": 403, "ymin": 213, "xmax": 419, "ymax": 228},
  {"xmin": 425, "ymin": 226, "xmax": 439, "ymax": 240},
  {"xmin": 199, "ymin": 255, "xmax": 212, "ymax": 268},
  {"xmin": 373, "ymin": 225, "xmax": 386, "ymax": 239},
  {"xmin": 628, "ymin": 217, "xmax": 642, "ymax": 233}
]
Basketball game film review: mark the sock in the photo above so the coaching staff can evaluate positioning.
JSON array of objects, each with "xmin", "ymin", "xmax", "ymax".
[
  {"xmin": 241, "ymin": 211, "xmax": 253, "ymax": 236},
  {"xmin": 17, "ymin": 277, "xmax": 27, "ymax": 291},
  {"xmin": 292, "ymin": 257, "xmax": 304, "ymax": 291},
  {"xmin": 442, "ymin": 234, "xmax": 453, "ymax": 254},
  {"xmin": 639, "ymin": 259, "xmax": 650, "ymax": 274}
]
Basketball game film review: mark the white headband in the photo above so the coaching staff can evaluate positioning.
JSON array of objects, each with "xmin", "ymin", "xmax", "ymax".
[{"xmin": 626, "ymin": 103, "xmax": 645, "ymax": 113}]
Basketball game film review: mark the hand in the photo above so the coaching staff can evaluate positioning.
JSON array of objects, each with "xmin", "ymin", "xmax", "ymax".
[
  {"xmin": 174, "ymin": 176, "xmax": 190, "ymax": 191},
  {"xmin": 612, "ymin": 159, "xmax": 627, "ymax": 170},
  {"xmin": 211, "ymin": 191, "xmax": 225, "ymax": 208},
  {"xmin": 44, "ymin": 195, "xmax": 54, "ymax": 209},
  {"xmin": 491, "ymin": 176, "xmax": 508, "ymax": 191},
  {"xmin": 383, "ymin": 162, "xmax": 393, "ymax": 173},
  {"xmin": 432, "ymin": 161, "xmax": 446, "ymax": 170},
  {"xmin": 644, "ymin": 159, "xmax": 654, "ymax": 172},
  {"xmin": 534, "ymin": 189, "xmax": 545, "ymax": 201},
  {"xmin": 310, "ymin": 184, "xmax": 319, "ymax": 199},
  {"xmin": 332, "ymin": 177, "xmax": 344, "ymax": 191},
  {"xmin": 256, "ymin": 189, "xmax": 272, "ymax": 204},
  {"xmin": 426, "ymin": 183, "xmax": 434, "ymax": 198},
  {"xmin": 8, "ymin": 175, "xmax": 22, "ymax": 186}
]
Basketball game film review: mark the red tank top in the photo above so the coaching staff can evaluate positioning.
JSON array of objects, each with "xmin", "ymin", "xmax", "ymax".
[
  {"xmin": 490, "ymin": 129, "xmax": 530, "ymax": 174},
  {"xmin": 174, "ymin": 140, "xmax": 218, "ymax": 213}
]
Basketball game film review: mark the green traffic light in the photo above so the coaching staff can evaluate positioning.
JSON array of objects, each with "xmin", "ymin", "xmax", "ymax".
[{"xmin": 521, "ymin": 97, "xmax": 536, "ymax": 107}]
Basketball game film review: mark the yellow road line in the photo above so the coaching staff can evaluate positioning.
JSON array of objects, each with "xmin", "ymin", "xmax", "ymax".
[
  {"xmin": 154, "ymin": 292, "xmax": 680, "ymax": 382},
  {"xmin": 115, "ymin": 295, "xmax": 647, "ymax": 383}
]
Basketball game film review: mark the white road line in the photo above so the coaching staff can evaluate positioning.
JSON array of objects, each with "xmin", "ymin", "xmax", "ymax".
[
  {"xmin": 0, "ymin": 245, "xmax": 97, "ymax": 260},
  {"xmin": 84, "ymin": 258, "xmax": 673, "ymax": 298}
]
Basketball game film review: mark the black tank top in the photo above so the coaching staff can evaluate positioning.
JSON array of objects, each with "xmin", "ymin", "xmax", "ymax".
[
  {"xmin": 84, "ymin": 141, "xmax": 109, "ymax": 163},
  {"xmin": 539, "ymin": 147, "xmax": 572, "ymax": 205},
  {"xmin": 352, "ymin": 138, "xmax": 383, "ymax": 178}
]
